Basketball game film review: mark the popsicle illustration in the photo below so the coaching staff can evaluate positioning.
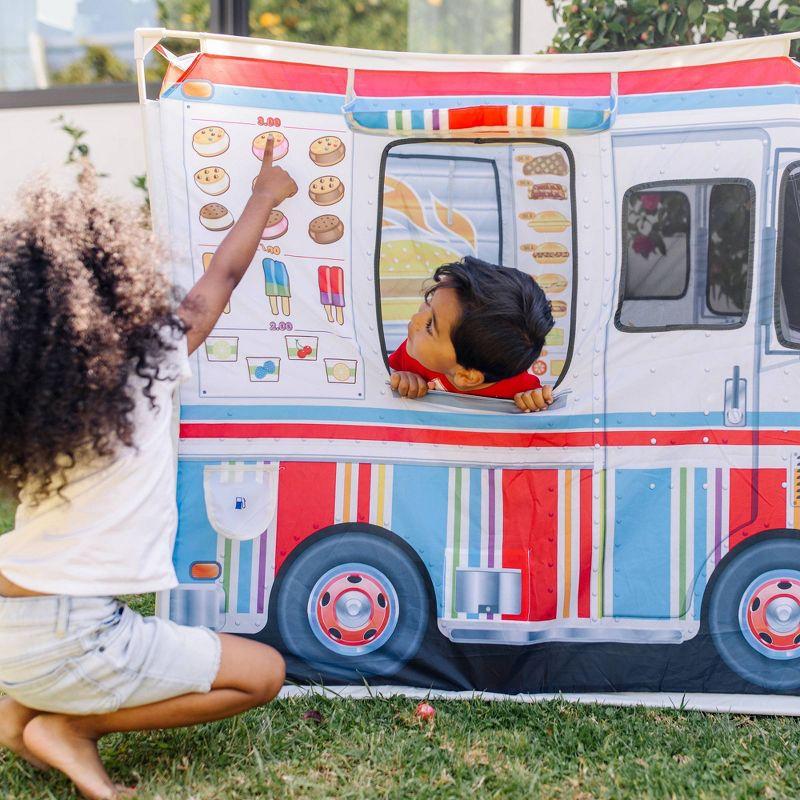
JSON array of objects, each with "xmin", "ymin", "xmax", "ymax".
[
  {"xmin": 262, "ymin": 257, "xmax": 291, "ymax": 316},
  {"xmin": 203, "ymin": 253, "xmax": 229, "ymax": 313},
  {"xmin": 318, "ymin": 265, "xmax": 345, "ymax": 325}
]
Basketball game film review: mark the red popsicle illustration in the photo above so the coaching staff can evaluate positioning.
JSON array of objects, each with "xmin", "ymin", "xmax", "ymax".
[{"xmin": 318, "ymin": 265, "xmax": 345, "ymax": 325}]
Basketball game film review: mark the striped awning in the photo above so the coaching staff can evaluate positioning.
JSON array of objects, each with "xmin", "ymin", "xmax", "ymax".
[{"xmin": 345, "ymin": 101, "xmax": 611, "ymax": 134}]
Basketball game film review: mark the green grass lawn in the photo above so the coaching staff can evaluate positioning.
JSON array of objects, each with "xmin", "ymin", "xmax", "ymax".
[{"xmin": 1, "ymin": 498, "xmax": 799, "ymax": 798}]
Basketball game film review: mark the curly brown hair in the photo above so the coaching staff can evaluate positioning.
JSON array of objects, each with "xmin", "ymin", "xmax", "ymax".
[{"xmin": 0, "ymin": 174, "xmax": 185, "ymax": 504}]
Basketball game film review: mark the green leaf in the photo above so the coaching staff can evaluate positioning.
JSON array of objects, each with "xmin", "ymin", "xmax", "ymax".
[
  {"xmin": 588, "ymin": 34, "xmax": 609, "ymax": 51},
  {"xmin": 687, "ymin": 0, "xmax": 703, "ymax": 22}
]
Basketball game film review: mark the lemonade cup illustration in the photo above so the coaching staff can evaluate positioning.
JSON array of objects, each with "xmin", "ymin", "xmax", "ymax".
[
  {"xmin": 286, "ymin": 336, "xmax": 319, "ymax": 361},
  {"xmin": 205, "ymin": 336, "xmax": 239, "ymax": 362},
  {"xmin": 324, "ymin": 358, "xmax": 358, "ymax": 384},
  {"xmin": 247, "ymin": 357, "xmax": 281, "ymax": 382}
]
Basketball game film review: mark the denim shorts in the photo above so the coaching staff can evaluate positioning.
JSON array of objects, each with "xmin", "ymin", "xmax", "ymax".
[{"xmin": 0, "ymin": 595, "xmax": 221, "ymax": 715}]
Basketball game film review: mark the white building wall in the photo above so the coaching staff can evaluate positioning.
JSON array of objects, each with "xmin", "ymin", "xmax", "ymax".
[
  {"xmin": 519, "ymin": 0, "xmax": 559, "ymax": 54},
  {"xmin": 0, "ymin": 101, "xmax": 145, "ymax": 213}
]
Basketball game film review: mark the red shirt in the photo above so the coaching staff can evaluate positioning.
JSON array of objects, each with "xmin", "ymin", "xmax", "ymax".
[{"xmin": 388, "ymin": 339, "xmax": 541, "ymax": 399}]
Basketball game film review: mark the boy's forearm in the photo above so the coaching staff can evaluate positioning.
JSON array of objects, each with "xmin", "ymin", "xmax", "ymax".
[{"xmin": 208, "ymin": 192, "xmax": 276, "ymax": 286}]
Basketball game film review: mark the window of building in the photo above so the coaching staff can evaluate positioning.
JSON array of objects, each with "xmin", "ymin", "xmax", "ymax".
[
  {"xmin": 776, "ymin": 162, "xmax": 800, "ymax": 349},
  {"xmin": 616, "ymin": 179, "xmax": 754, "ymax": 332}
]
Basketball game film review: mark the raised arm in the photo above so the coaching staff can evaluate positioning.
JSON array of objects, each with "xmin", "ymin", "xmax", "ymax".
[{"xmin": 179, "ymin": 136, "xmax": 298, "ymax": 354}]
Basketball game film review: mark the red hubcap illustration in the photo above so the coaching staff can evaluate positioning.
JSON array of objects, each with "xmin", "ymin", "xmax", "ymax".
[
  {"xmin": 313, "ymin": 568, "xmax": 394, "ymax": 650},
  {"xmin": 742, "ymin": 573, "xmax": 800, "ymax": 656}
]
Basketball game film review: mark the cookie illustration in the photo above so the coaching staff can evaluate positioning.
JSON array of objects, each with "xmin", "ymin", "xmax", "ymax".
[
  {"xmin": 193, "ymin": 166, "xmax": 230, "ymax": 196},
  {"xmin": 532, "ymin": 243, "xmax": 569, "ymax": 266},
  {"xmin": 309, "ymin": 175, "xmax": 345, "ymax": 206},
  {"xmin": 309, "ymin": 214, "xmax": 344, "ymax": 245},
  {"xmin": 199, "ymin": 203, "xmax": 234, "ymax": 231},
  {"xmin": 522, "ymin": 152, "xmax": 568, "ymax": 176},
  {"xmin": 309, "ymin": 135, "xmax": 346, "ymax": 167},
  {"xmin": 550, "ymin": 299, "xmax": 568, "ymax": 318},
  {"xmin": 261, "ymin": 210, "xmax": 288, "ymax": 240},
  {"xmin": 529, "ymin": 210, "xmax": 570, "ymax": 233},
  {"xmin": 252, "ymin": 131, "xmax": 288, "ymax": 161},
  {"xmin": 535, "ymin": 272, "xmax": 569, "ymax": 294},
  {"xmin": 528, "ymin": 182, "xmax": 568, "ymax": 201},
  {"xmin": 192, "ymin": 126, "xmax": 229, "ymax": 158}
]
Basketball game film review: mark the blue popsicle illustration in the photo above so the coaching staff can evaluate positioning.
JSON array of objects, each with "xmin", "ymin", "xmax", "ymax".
[{"xmin": 262, "ymin": 258, "xmax": 291, "ymax": 316}]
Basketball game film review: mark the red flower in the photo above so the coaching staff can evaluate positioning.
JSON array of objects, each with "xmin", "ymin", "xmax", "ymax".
[
  {"xmin": 640, "ymin": 193, "xmax": 661, "ymax": 213},
  {"xmin": 633, "ymin": 234, "xmax": 656, "ymax": 257}
]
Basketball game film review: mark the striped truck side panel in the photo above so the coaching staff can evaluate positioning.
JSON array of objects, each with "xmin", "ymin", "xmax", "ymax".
[{"xmin": 176, "ymin": 460, "xmax": 798, "ymax": 632}]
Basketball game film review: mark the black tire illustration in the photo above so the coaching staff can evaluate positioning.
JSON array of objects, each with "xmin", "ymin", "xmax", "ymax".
[
  {"xmin": 275, "ymin": 531, "xmax": 429, "ymax": 681},
  {"xmin": 708, "ymin": 536, "xmax": 800, "ymax": 691}
]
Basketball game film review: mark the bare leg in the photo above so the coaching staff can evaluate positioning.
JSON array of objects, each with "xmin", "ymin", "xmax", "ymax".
[
  {"xmin": 0, "ymin": 697, "xmax": 48, "ymax": 769},
  {"xmin": 23, "ymin": 635, "xmax": 284, "ymax": 800}
]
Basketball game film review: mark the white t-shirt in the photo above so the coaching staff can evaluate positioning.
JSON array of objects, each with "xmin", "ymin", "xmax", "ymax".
[{"xmin": 0, "ymin": 329, "xmax": 191, "ymax": 596}]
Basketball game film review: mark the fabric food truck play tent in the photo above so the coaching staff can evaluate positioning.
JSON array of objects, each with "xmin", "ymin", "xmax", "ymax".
[{"xmin": 135, "ymin": 28, "xmax": 800, "ymax": 713}]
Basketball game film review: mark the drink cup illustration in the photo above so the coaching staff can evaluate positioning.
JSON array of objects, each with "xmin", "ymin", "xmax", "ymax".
[
  {"xmin": 205, "ymin": 336, "xmax": 239, "ymax": 362},
  {"xmin": 286, "ymin": 336, "xmax": 319, "ymax": 361},
  {"xmin": 324, "ymin": 358, "xmax": 358, "ymax": 384},
  {"xmin": 247, "ymin": 357, "xmax": 281, "ymax": 382}
]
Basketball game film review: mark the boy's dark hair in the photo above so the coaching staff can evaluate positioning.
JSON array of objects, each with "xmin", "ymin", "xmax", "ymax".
[
  {"xmin": 425, "ymin": 256, "xmax": 555, "ymax": 383},
  {"xmin": 0, "ymin": 173, "xmax": 185, "ymax": 504}
]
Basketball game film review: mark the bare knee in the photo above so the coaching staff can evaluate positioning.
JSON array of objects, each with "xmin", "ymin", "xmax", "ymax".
[
  {"xmin": 251, "ymin": 646, "xmax": 285, "ymax": 706},
  {"xmin": 215, "ymin": 636, "xmax": 285, "ymax": 706}
]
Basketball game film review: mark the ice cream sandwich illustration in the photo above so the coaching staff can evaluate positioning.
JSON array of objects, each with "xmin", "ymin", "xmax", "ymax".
[
  {"xmin": 194, "ymin": 166, "xmax": 229, "ymax": 196},
  {"xmin": 199, "ymin": 203, "xmax": 234, "ymax": 232},
  {"xmin": 532, "ymin": 243, "xmax": 569, "ymax": 266},
  {"xmin": 527, "ymin": 182, "xmax": 568, "ymax": 201},
  {"xmin": 324, "ymin": 358, "xmax": 358, "ymax": 384},
  {"xmin": 203, "ymin": 253, "xmax": 229, "ymax": 313},
  {"xmin": 261, "ymin": 210, "xmax": 288, "ymax": 240},
  {"xmin": 247, "ymin": 357, "xmax": 281, "ymax": 383},
  {"xmin": 309, "ymin": 214, "xmax": 344, "ymax": 245},
  {"xmin": 522, "ymin": 152, "xmax": 568, "ymax": 176},
  {"xmin": 550, "ymin": 299, "xmax": 568, "ymax": 318},
  {"xmin": 309, "ymin": 175, "xmax": 345, "ymax": 206},
  {"xmin": 309, "ymin": 135, "xmax": 346, "ymax": 167},
  {"xmin": 252, "ymin": 131, "xmax": 288, "ymax": 161},
  {"xmin": 192, "ymin": 126, "xmax": 229, "ymax": 157},
  {"xmin": 262, "ymin": 258, "xmax": 291, "ymax": 316},
  {"xmin": 535, "ymin": 272, "xmax": 569, "ymax": 294},
  {"xmin": 529, "ymin": 211, "xmax": 570, "ymax": 233},
  {"xmin": 318, "ymin": 265, "xmax": 345, "ymax": 325}
]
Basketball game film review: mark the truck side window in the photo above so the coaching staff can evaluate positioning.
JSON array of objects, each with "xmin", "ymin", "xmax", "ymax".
[
  {"xmin": 776, "ymin": 163, "xmax": 800, "ymax": 349},
  {"xmin": 616, "ymin": 180, "xmax": 754, "ymax": 332}
]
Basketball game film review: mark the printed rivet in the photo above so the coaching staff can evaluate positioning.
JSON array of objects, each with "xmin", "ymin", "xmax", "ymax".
[
  {"xmin": 595, "ymin": 443, "xmax": 600, "ymax": 449},
  {"xmin": 583, "ymin": 196, "xmax": 590, "ymax": 203},
  {"xmin": 650, "ymin": 410, "xmax": 656, "ymax": 417},
  {"xmin": 649, "ymin": 483, "xmax": 655, "ymax": 490},
  {"xmin": 650, "ymin": 367, "xmax": 656, "ymax": 374},
  {"xmin": 650, "ymin": 437, "xmax": 657, "ymax": 445},
  {"xmin": 703, "ymin": 436, "xmax": 709, "ymax": 443},
  {"xmin": 594, "ymin": 418, "xmax": 600, "ymax": 424}
]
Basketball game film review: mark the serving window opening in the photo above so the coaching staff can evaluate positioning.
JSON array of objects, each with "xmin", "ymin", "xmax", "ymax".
[
  {"xmin": 616, "ymin": 179, "xmax": 754, "ymax": 332},
  {"xmin": 375, "ymin": 140, "xmax": 577, "ymax": 392}
]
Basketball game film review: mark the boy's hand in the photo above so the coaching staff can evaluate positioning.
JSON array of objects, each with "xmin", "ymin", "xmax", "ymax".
[
  {"xmin": 252, "ymin": 135, "xmax": 297, "ymax": 206},
  {"xmin": 514, "ymin": 386, "xmax": 553, "ymax": 412},
  {"xmin": 390, "ymin": 371, "xmax": 429, "ymax": 399}
]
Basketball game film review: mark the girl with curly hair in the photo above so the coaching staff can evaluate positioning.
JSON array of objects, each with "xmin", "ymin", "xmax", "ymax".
[{"xmin": 0, "ymin": 138, "xmax": 296, "ymax": 800}]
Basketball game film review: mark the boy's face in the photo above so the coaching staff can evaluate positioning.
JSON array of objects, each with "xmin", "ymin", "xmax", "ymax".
[{"xmin": 406, "ymin": 286, "xmax": 461, "ymax": 375}]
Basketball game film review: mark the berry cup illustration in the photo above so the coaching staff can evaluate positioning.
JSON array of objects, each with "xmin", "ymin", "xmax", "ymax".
[
  {"xmin": 246, "ymin": 357, "xmax": 281, "ymax": 383},
  {"xmin": 286, "ymin": 336, "xmax": 319, "ymax": 361}
]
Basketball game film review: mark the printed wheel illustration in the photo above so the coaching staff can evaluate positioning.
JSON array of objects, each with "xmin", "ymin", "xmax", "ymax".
[
  {"xmin": 275, "ymin": 531, "xmax": 430, "ymax": 680},
  {"xmin": 708, "ymin": 536, "xmax": 800, "ymax": 691}
]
